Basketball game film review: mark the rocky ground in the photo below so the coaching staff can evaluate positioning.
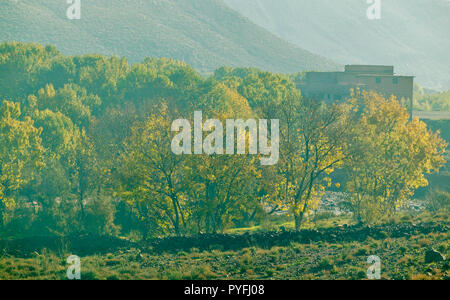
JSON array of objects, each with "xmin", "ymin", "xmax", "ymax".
[
  {"xmin": 0, "ymin": 214, "xmax": 448, "ymax": 280},
  {"xmin": 0, "ymin": 229, "xmax": 447, "ymax": 280}
]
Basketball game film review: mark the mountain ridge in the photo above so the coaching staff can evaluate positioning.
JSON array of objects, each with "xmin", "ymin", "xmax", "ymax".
[{"xmin": 0, "ymin": 0, "xmax": 340, "ymax": 74}]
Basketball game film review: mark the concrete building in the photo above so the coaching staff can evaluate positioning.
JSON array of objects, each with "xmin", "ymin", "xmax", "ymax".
[{"xmin": 298, "ymin": 65, "xmax": 414, "ymax": 104}]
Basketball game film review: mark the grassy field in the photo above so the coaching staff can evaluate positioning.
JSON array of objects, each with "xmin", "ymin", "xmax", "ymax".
[{"xmin": 0, "ymin": 213, "xmax": 448, "ymax": 280}]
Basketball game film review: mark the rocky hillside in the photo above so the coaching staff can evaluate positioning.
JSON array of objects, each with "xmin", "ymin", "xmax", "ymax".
[{"xmin": 0, "ymin": 0, "xmax": 339, "ymax": 74}]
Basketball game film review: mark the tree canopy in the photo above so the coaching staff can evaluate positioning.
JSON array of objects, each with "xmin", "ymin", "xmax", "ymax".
[{"xmin": 0, "ymin": 42, "xmax": 446, "ymax": 238}]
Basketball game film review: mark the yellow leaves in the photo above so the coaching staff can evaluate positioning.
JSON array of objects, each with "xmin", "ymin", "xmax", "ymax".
[
  {"xmin": 346, "ymin": 91, "xmax": 447, "ymax": 222},
  {"xmin": 324, "ymin": 168, "xmax": 334, "ymax": 175},
  {"xmin": 37, "ymin": 84, "xmax": 56, "ymax": 99},
  {"xmin": 323, "ymin": 177, "xmax": 332, "ymax": 187},
  {"xmin": 0, "ymin": 100, "xmax": 21, "ymax": 119},
  {"xmin": 1, "ymin": 197, "xmax": 16, "ymax": 209},
  {"xmin": 0, "ymin": 101, "xmax": 44, "ymax": 201}
]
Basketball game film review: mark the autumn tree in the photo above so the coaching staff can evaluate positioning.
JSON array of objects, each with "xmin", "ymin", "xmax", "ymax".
[
  {"xmin": 182, "ymin": 84, "xmax": 262, "ymax": 233},
  {"xmin": 344, "ymin": 91, "xmax": 447, "ymax": 223},
  {"xmin": 186, "ymin": 153, "xmax": 261, "ymax": 234},
  {"xmin": 118, "ymin": 105, "xmax": 187, "ymax": 237},
  {"xmin": 0, "ymin": 101, "xmax": 44, "ymax": 227},
  {"xmin": 264, "ymin": 92, "xmax": 349, "ymax": 230},
  {"xmin": 23, "ymin": 109, "xmax": 78, "ymax": 207},
  {"xmin": 217, "ymin": 69, "xmax": 350, "ymax": 230},
  {"xmin": 25, "ymin": 85, "xmax": 100, "ymax": 223}
]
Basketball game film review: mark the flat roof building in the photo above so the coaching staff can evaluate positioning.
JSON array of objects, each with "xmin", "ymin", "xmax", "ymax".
[{"xmin": 298, "ymin": 65, "xmax": 414, "ymax": 104}]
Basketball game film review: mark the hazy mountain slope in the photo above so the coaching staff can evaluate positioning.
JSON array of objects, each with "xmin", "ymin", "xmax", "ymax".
[
  {"xmin": 224, "ymin": 0, "xmax": 450, "ymax": 90},
  {"xmin": 0, "ymin": 0, "xmax": 339, "ymax": 74}
]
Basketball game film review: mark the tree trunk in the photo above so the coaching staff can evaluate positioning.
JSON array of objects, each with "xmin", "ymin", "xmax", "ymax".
[
  {"xmin": 79, "ymin": 188, "xmax": 85, "ymax": 221},
  {"xmin": 294, "ymin": 212, "xmax": 303, "ymax": 231},
  {"xmin": 172, "ymin": 197, "xmax": 180, "ymax": 236},
  {"xmin": 0, "ymin": 208, "xmax": 4, "ymax": 231}
]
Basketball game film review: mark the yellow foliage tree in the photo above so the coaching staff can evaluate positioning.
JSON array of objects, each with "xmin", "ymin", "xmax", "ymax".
[
  {"xmin": 118, "ymin": 104, "xmax": 187, "ymax": 237},
  {"xmin": 264, "ymin": 92, "xmax": 349, "ymax": 230},
  {"xmin": 345, "ymin": 91, "xmax": 447, "ymax": 223},
  {"xmin": 0, "ymin": 100, "xmax": 44, "ymax": 226}
]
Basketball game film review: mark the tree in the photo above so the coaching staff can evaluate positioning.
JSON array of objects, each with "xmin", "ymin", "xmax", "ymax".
[
  {"xmin": 32, "ymin": 83, "xmax": 101, "ymax": 128},
  {"xmin": 118, "ymin": 105, "xmax": 186, "ymax": 237},
  {"xmin": 181, "ymin": 83, "xmax": 260, "ymax": 233},
  {"xmin": 70, "ymin": 128, "xmax": 98, "ymax": 221},
  {"xmin": 0, "ymin": 101, "xmax": 44, "ymax": 227},
  {"xmin": 344, "ymin": 91, "xmax": 447, "ymax": 223},
  {"xmin": 218, "ymin": 69, "xmax": 350, "ymax": 230},
  {"xmin": 22, "ymin": 109, "xmax": 77, "ymax": 211},
  {"xmin": 216, "ymin": 68, "xmax": 295, "ymax": 118},
  {"xmin": 185, "ymin": 152, "xmax": 261, "ymax": 234},
  {"xmin": 264, "ymin": 92, "xmax": 349, "ymax": 230},
  {"xmin": 0, "ymin": 42, "xmax": 61, "ymax": 101}
]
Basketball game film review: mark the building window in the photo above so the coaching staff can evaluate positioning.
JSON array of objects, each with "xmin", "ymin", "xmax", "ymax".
[
  {"xmin": 393, "ymin": 78, "xmax": 399, "ymax": 84},
  {"xmin": 376, "ymin": 77, "xmax": 381, "ymax": 84}
]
